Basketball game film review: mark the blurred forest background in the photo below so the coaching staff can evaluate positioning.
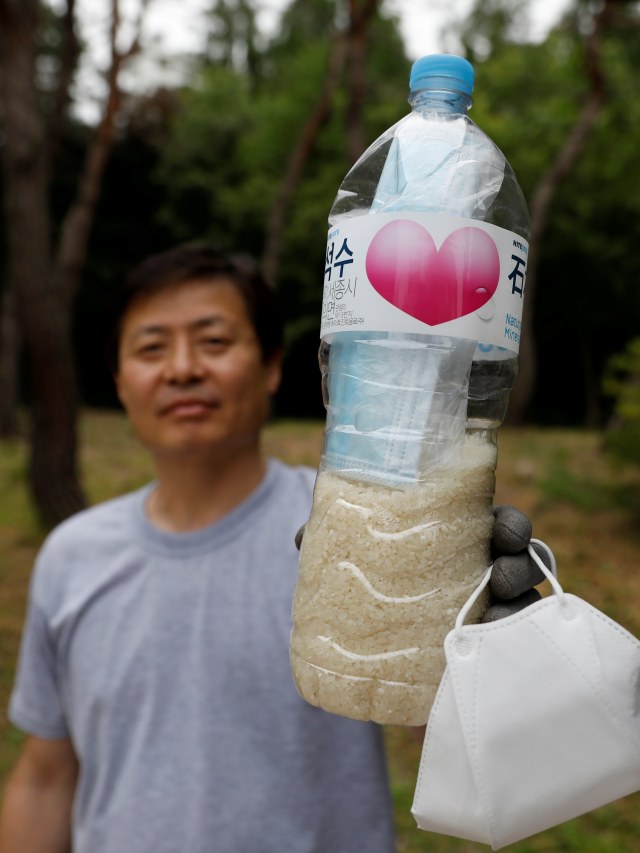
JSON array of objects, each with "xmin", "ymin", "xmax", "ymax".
[
  {"xmin": 2, "ymin": 2, "xmax": 640, "ymax": 847},
  {"xmin": 1, "ymin": 0, "xmax": 640, "ymax": 527}
]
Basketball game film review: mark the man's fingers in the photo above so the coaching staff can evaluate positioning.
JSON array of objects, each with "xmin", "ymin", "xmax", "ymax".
[
  {"xmin": 481, "ymin": 588, "xmax": 542, "ymax": 623},
  {"xmin": 491, "ymin": 505, "xmax": 532, "ymax": 555},
  {"xmin": 490, "ymin": 541, "xmax": 553, "ymax": 600}
]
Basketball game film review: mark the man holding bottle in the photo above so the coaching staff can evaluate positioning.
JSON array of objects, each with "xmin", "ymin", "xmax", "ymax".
[{"xmin": 0, "ymin": 243, "xmax": 546, "ymax": 852}]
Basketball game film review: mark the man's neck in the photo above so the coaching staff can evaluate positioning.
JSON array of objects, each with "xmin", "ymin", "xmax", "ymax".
[{"xmin": 146, "ymin": 446, "xmax": 268, "ymax": 533}]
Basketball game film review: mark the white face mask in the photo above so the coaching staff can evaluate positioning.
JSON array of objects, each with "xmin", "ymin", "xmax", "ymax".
[
  {"xmin": 412, "ymin": 540, "xmax": 640, "ymax": 850},
  {"xmin": 322, "ymin": 333, "xmax": 475, "ymax": 485}
]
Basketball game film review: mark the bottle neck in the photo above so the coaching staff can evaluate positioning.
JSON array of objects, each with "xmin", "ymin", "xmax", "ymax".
[{"xmin": 409, "ymin": 88, "xmax": 472, "ymax": 115}]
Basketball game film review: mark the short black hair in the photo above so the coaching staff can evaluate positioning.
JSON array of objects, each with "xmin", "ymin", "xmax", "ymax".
[{"xmin": 107, "ymin": 243, "xmax": 284, "ymax": 371}]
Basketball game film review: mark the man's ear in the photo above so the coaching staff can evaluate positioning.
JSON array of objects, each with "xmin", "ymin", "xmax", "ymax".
[
  {"xmin": 266, "ymin": 348, "xmax": 283, "ymax": 395},
  {"xmin": 113, "ymin": 372, "xmax": 126, "ymax": 409}
]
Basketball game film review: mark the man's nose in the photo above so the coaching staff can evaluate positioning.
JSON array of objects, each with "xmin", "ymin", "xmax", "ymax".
[{"xmin": 164, "ymin": 338, "xmax": 204, "ymax": 382}]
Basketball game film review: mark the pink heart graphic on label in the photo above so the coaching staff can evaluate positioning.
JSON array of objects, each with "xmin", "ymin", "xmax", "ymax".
[{"xmin": 365, "ymin": 219, "xmax": 500, "ymax": 326}]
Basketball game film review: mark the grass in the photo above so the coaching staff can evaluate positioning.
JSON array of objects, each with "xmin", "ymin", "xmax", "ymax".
[{"xmin": 1, "ymin": 411, "xmax": 639, "ymax": 850}]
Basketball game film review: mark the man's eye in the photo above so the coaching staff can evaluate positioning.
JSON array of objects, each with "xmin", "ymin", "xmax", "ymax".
[
  {"xmin": 137, "ymin": 342, "xmax": 164, "ymax": 356},
  {"xmin": 203, "ymin": 337, "xmax": 230, "ymax": 348}
]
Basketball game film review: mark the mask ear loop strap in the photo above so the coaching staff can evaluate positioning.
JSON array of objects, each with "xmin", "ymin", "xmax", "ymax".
[
  {"xmin": 528, "ymin": 538, "xmax": 565, "ymax": 601},
  {"xmin": 455, "ymin": 567, "xmax": 493, "ymax": 631},
  {"xmin": 455, "ymin": 539, "xmax": 564, "ymax": 634}
]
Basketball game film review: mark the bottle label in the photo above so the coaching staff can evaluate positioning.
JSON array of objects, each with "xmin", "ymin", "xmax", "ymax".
[{"xmin": 321, "ymin": 212, "xmax": 528, "ymax": 353}]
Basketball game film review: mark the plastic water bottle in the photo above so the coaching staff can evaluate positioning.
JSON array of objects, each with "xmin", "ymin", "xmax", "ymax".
[{"xmin": 290, "ymin": 55, "xmax": 530, "ymax": 726}]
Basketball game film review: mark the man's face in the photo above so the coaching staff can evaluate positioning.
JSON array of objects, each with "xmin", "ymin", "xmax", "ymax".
[{"xmin": 115, "ymin": 278, "xmax": 281, "ymax": 461}]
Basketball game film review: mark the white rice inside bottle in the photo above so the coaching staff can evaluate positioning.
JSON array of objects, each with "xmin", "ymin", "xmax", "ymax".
[{"xmin": 291, "ymin": 432, "xmax": 497, "ymax": 726}]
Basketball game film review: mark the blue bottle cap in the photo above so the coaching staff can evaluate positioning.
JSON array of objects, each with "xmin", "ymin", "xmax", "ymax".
[{"xmin": 409, "ymin": 54, "xmax": 474, "ymax": 96}]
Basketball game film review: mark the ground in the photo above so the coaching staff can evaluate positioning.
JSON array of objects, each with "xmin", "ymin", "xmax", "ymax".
[{"xmin": 0, "ymin": 412, "xmax": 638, "ymax": 851}]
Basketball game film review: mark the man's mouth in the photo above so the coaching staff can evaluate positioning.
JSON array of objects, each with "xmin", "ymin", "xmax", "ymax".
[{"xmin": 160, "ymin": 397, "xmax": 219, "ymax": 417}]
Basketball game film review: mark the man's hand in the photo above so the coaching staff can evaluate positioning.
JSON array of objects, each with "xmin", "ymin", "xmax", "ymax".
[
  {"xmin": 483, "ymin": 505, "xmax": 553, "ymax": 623},
  {"xmin": 295, "ymin": 504, "xmax": 553, "ymax": 624},
  {"xmin": 0, "ymin": 735, "xmax": 78, "ymax": 853}
]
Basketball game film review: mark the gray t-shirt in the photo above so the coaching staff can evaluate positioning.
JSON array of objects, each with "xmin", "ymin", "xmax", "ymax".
[{"xmin": 9, "ymin": 459, "xmax": 395, "ymax": 853}]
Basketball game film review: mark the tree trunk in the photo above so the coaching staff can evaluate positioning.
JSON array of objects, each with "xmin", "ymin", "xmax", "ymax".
[
  {"xmin": 345, "ymin": 0, "xmax": 379, "ymax": 162},
  {"xmin": 262, "ymin": 0, "xmax": 379, "ymax": 288},
  {"xmin": 507, "ymin": 0, "xmax": 614, "ymax": 424},
  {"xmin": 0, "ymin": 282, "xmax": 21, "ymax": 437},
  {"xmin": 580, "ymin": 334, "xmax": 601, "ymax": 428},
  {"xmin": 53, "ymin": 63, "xmax": 122, "ymax": 306},
  {"xmin": 0, "ymin": 0, "xmax": 150, "ymax": 526},
  {"xmin": 0, "ymin": 0, "xmax": 86, "ymax": 525},
  {"xmin": 48, "ymin": 0, "xmax": 80, "ymax": 168},
  {"xmin": 54, "ymin": 0, "xmax": 148, "ymax": 307},
  {"xmin": 262, "ymin": 35, "xmax": 347, "ymax": 288},
  {"xmin": 0, "ymin": 0, "xmax": 80, "ymax": 442}
]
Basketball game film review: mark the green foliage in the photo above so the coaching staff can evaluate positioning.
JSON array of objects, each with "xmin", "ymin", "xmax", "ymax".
[
  {"xmin": 19, "ymin": 0, "xmax": 640, "ymax": 425},
  {"xmin": 0, "ymin": 438, "xmax": 34, "ymax": 531},
  {"xmin": 204, "ymin": 0, "xmax": 262, "ymax": 80},
  {"xmin": 538, "ymin": 464, "xmax": 639, "ymax": 514},
  {"xmin": 152, "ymin": 0, "xmax": 410, "ymax": 397},
  {"xmin": 454, "ymin": 0, "xmax": 640, "ymax": 426},
  {"xmin": 265, "ymin": 0, "xmax": 338, "ymax": 64},
  {"xmin": 603, "ymin": 337, "xmax": 640, "ymax": 467},
  {"xmin": 471, "ymin": 32, "xmax": 586, "ymax": 197},
  {"xmin": 155, "ymin": 65, "xmax": 255, "ymax": 246},
  {"xmin": 145, "ymin": 0, "xmax": 640, "ymax": 424}
]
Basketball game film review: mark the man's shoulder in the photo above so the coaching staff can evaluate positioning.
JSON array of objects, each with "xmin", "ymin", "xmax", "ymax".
[
  {"xmin": 272, "ymin": 459, "xmax": 316, "ymax": 486},
  {"xmin": 29, "ymin": 488, "xmax": 149, "ymax": 608},
  {"xmin": 41, "ymin": 487, "xmax": 147, "ymax": 557},
  {"xmin": 269, "ymin": 459, "xmax": 316, "ymax": 502}
]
